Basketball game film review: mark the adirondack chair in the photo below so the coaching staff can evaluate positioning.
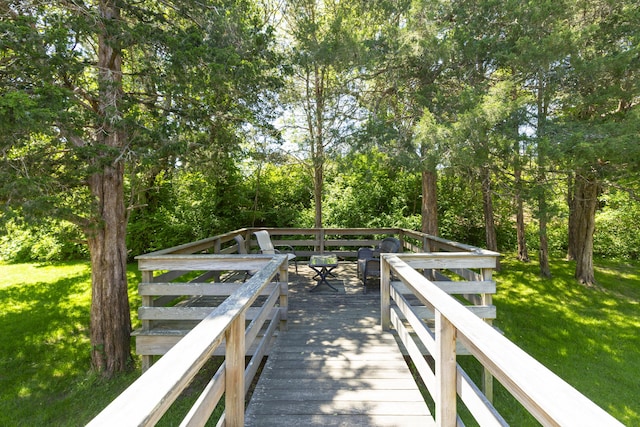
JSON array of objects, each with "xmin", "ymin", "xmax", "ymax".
[
  {"xmin": 253, "ymin": 230, "xmax": 298, "ymax": 274},
  {"xmin": 357, "ymin": 237, "xmax": 401, "ymax": 293}
]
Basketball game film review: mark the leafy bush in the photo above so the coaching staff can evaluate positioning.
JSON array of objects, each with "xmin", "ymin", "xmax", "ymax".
[
  {"xmin": 594, "ymin": 190, "xmax": 640, "ymax": 260},
  {"xmin": 0, "ymin": 219, "xmax": 87, "ymax": 262},
  {"xmin": 324, "ymin": 150, "xmax": 421, "ymax": 228}
]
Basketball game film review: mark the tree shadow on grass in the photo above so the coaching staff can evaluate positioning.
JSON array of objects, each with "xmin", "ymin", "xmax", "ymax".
[
  {"xmin": 0, "ymin": 268, "xmax": 95, "ymax": 424},
  {"xmin": 492, "ymin": 257, "xmax": 640, "ymax": 425}
]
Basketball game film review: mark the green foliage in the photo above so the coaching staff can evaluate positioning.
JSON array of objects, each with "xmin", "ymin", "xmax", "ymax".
[
  {"xmin": 127, "ymin": 164, "xmax": 250, "ymax": 256},
  {"xmin": 323, "ymin": 150, "xmax": 421, "ymax": 228},
  {"xmin": 0, "ymin": 218, "xmax": 87, "ymax": 263},
  {"xmin": 436, "ymin": 170, "xmax": 486, "ymax": 247},
  {"xmin": 594, "ymin": 189, "xmax": 640, "ymax": 260},
  {"xmin": 243, "ymin": 161, "xmax": 313, "ymax": 228},
  {"xmin": 523, "ymin": 219, "xmax": 570, "ymax": 256},
  {"xmin": 1, "ymin": 0, "xmax": 282, "ymax": 248}
]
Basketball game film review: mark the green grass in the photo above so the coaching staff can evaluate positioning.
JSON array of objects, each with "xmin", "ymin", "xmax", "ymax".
[
  {"xmin": 1, "ymin": 256, "xmax": 638, "ymax": 425},
  {"xmin": 0, "ymin": 262, "xmax": 142, "ymax": 426},
  {"xmin": 486, "ymin": 255, "xmax": 640, "ymax": 426}
]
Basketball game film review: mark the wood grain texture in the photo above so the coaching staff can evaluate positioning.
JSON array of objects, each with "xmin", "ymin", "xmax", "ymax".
[{"xmin": 245, "ymin": 262, "xmax": 435, "ymax": 427}]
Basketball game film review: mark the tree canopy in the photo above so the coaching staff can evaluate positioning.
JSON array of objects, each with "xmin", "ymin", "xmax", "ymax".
[{"xmin": 1, "ymin": 0, "xmax": 638, "ymax": 373}]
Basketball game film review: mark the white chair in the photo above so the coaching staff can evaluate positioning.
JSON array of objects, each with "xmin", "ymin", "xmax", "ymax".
[{"xmin": 253, "ymin": 230, "xmax": 298, "ymax": 274}]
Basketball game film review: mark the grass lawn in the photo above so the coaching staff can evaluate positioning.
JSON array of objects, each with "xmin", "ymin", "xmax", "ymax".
[
  {"xmin": 489, "ymin": 255, "xmax": 640, "ymax": 426},
  {"xmin": 1, "ymin": 255, "xmax": 638, "ymax": 425},
  {"xmin": 0, "ymin": 262, "xmax": 142, "ymax": 426}
]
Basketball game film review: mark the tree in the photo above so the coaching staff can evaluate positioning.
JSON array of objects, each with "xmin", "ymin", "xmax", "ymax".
[
  {"xmin": 277, "ymin": 0, "xmax": 390, "ymax": 228},
  {"xmin": 360, "ymin": 0, "xmax": 449, "ymax": 236},
  {"xmin": 498, "ymin": 0, "xmax": 576, "ymax": 277},
  {"xmin": 415, "ymin": 110, "xmax": 443, "ymax": 236},
  {"xmin": 560, "ymin": 0, "xmax": 640, "ymax": 285},
  {"xmin": 1, "ymin": 0, "xmax": 132, "ymax": 374},
  {"xmin": 1, "ymin": 0, "xmax": 278, "ymax": 375}
]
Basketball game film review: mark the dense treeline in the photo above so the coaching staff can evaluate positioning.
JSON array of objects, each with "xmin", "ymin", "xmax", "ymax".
[
  {"xmin": 1, "ymin": 0, "xmax": 638, "ymax": 374},
  {"xmin": 3, "ymin": 148, "xmax": 640, "ymax": 261}
]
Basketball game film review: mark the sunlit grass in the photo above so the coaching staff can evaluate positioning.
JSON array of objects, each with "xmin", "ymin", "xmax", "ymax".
[
  {"xmin": 0, "ymin": 261, "xmax": 141, "ymax": 426},
  {"xmin": 0, "ymin": 261, "xmax": 224, "ymax": 426},
  {"xmin": 486, "ymin": 254, "xmax": 640, "ymax": 426}
]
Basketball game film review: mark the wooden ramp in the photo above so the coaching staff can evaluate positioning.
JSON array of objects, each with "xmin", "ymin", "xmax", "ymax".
[{"xmin": 245, "ymin": 262, "xmax": 435, "ymax": 426}]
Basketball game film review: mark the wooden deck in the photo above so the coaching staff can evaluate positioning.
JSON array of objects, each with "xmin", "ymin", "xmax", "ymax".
[{"xmin": 245, "ymin": 261, "xmax": 435, "ymax": 426}]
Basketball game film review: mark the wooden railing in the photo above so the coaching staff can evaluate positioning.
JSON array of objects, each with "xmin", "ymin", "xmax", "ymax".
[
  {"xmin": 142, "ymin": 226, "xmax": 482, "ymax": 258},
  {"xmin": 88, "ymin": 254, "xmax": 289, "ymax": 427},
  {"xmin": 381, "ymin": 253, "xmax": 624, "ymax": 426},
  {"xmin": 90, "ymin": 228, "xmax": 622, "ymax": 426},
  {"xmin": 132, "ymin": 227, "xmax": 498, "ymax": 371}
]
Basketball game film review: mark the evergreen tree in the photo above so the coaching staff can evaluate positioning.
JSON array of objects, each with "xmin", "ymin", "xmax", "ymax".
[{"xmin": 0, "ymin": 0, "xmax": 278, "ymax": 375}]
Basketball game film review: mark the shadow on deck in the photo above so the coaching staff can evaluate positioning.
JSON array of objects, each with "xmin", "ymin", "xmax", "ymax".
[{"xmin": 244, "ymin": 261, "xmax": 435, "ymax": 426}]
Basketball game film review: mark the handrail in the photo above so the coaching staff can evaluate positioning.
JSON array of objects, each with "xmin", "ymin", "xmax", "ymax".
[
  {"xmin": 88, "ymin": 255, "xmax": 288, "ymax": 427},
  {"xmin": 381, "ymin": 253, "xmax": 624, "ymax": 426},
  {"xmin": 134, "ymin": 227, "xmax": 492, "ymax": 259}
]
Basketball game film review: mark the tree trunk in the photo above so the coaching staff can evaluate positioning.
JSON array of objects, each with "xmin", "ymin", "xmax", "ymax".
[
  {"xmin": 312, "ymin": 63, "xmax": 324, "ymax": 229},
  {"xmin": 481, "ymin": 169, "xmax": 498, "ymax": 252},
  {"xmin": 313, "ymin": 158, "xmax": 323, "ymax": 228},
  {"xmin": 514, "ymin": 167, "xmax": 529, "ymax": 262},
  {"xmin": 251, "ymin": 162, "xmax": 263, "ymax": 227},
  {"xmin": 87, "ymin": 0, "xmax": 132, "ymax": 376},
  {"xmin": 536, "ymin": 70, "xmax": 551, "ymax": 278},
  {"xmin": 537, "ymin": 169, "xmax": 552, "ymax": 278},
  {"xmin": 481, "ymin": 168, "xmax": 500, "ymax": 270},
  {"xmin": 421, "ymin": 168, "xmax": 438, "ymax": 236},
  {"xmin": 572, "ymin": 174, "xmax": 600, "ymax": 286},
  {"xmin": 538, "ymin": 208, "xmax": 551, "ymax": 278},
  {"xmin": 566, "ymin": 172, "xmax": 578, "ymax": 261},
  {"xmin": 88, "ymin": 164, "xmax": 132, "ymax": 375}
]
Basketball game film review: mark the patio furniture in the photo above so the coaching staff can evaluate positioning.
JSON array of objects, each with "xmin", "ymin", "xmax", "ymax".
[
  {"xmin": 309, "ymin": 253, "xmax": 339, "ymax": 292},
  {"xmin": 357, "ymin": 237, "xmax": 401, "ymax": 292},
  {"xmin": 253, "ymin": 230, "xmax": 298, "ymax": 274}
]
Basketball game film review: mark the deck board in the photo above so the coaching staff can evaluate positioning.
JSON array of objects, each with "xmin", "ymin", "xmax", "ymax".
[{"xmin": 245, "ymin": 262, "xmax": 435, "ymax": 426}]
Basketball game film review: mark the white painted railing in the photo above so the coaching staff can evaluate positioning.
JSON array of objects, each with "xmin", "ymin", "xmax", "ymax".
[
  {"xmin": 381, "ymin": 253, "xmax": 624, "ymax": 427},
  {"xmin": 88, "ymin": 254, "xmax": 289, "ymax": 427}
]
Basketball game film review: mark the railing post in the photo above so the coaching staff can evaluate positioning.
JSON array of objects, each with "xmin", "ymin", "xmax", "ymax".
[
  {"xmin": 213, "ymin": 238, "xmax": 222, "ymax": 281},
  {"xmin": 225, "ymin": 313, "xmax": 245, "ymax": 427},
  {"xmin": 435, "ymin": 311, "xmax": 457, "ymax": 427},
  {"xmin": 279, "ymin": 263, "xmax": 288, "ymax": 331},
  {"xmin": 141, "ymin": 270, "xmax": 154, "ymax": 372},
  {"xmin": 380, "ymin": 255, "xmax": 391, "ymax": 330},
  {"xmin": 481, "ymin": 267, "xmax": 495, "ymax": 403}
]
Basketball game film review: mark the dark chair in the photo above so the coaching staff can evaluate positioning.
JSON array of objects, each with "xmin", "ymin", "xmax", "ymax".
[
  {"xmin": 379, "ymin": 237, "xmax": 401, "ymax": 254},
  {"xmin": 357, "ymin": 237, "xmax": 401, "ymax": 293},
  {"xmin": 357, "ymin": 247, "xmax": 378, "ymax": 292}
]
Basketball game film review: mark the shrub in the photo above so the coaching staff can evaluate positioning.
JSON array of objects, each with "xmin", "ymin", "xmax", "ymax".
[
  {"xmin": 0, "ymin": 219, "xmax": 87, "ymax": 262},
  {"xmin": 594, "ymin": 191, "xmax": 640, "ymax": 260}
]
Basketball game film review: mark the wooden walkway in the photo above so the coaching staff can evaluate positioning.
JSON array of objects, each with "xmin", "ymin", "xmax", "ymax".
[{"xmin": 245, "ymin": 262, "xmax": 435, "ymax": 426}]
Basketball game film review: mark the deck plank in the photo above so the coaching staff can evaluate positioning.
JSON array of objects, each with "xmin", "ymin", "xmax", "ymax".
[{"xmin": 245, "ymin": 262, "xmax": 435, "ymax": 426}]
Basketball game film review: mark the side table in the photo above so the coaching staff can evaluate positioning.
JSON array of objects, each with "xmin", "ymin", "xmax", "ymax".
[{"xmin": 309, "ymin": 254, "xmax": 339, "ymax": 292}]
